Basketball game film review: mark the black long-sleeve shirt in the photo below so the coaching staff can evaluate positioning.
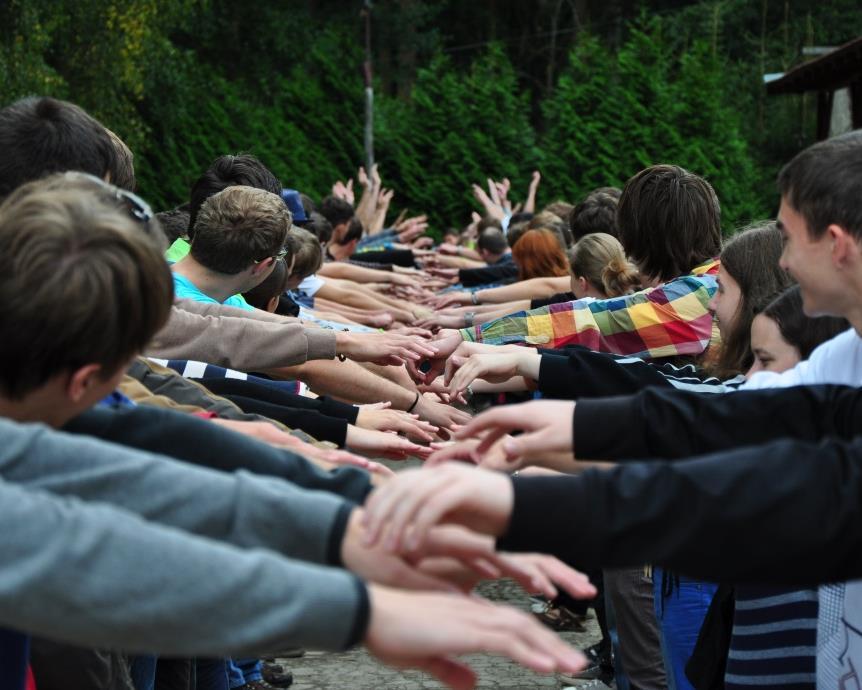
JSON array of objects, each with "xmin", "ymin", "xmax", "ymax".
[{"xmin": 573, "ymin": 383, "xmax": 862, "ymax": 461}]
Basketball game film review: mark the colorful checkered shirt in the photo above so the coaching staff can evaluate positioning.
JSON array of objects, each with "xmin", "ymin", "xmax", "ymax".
[{"xmin": 461, "ymin": 259, "xmax": 720, "ymax": 360}]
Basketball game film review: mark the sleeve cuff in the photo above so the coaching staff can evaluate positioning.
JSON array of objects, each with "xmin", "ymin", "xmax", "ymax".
[
  {"xmin": 537, "ymin": 354, "xmax": 570, "ymax": 398},
  {"xmin": 326, "ymin": 502, "xmax": 355, "ymax": 567},
  {"xmin": 306, "ymin": 329, "xmax": 338, "ymax": 361},
  {"xmin": 345, "ymin": 578, "xmax": 371, "ymax": 649},
  {"xmin": 497, "ymin": 475, "xmax": 596, "ymax": 563}
]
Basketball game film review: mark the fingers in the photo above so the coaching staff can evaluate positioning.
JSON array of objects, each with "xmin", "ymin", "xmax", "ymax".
[{"xmin": 425, "ymin": 441, "xmax": 480, "ymax": 467}]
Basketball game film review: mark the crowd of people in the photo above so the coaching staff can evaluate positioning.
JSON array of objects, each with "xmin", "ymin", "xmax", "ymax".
[{"xmin": 0, "ymin": 93, "xmax": 860, "ymax": 690}]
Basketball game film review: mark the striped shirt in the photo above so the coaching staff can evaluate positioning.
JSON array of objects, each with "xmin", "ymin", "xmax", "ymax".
[
  {"xmin": 725, "ymin": 586, "xmax": 818, "ymax": 689},
  {"xmin": 460, "ymin": 259, "xmax": 719, "ymax": 360}
]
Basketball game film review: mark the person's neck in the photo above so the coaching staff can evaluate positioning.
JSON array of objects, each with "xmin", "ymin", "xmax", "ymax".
[
  {"xmin": 173, "ymin": 256, "xmax": 248, "ymax": 304},
  {"xmin": 0, "ymin": 388, "xmax": 75, "ymax": 428}
]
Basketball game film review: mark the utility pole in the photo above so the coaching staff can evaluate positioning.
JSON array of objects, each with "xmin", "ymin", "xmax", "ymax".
[{"xmin": 361, "ymin": 0, "xmax": 374, "ymax": 173}]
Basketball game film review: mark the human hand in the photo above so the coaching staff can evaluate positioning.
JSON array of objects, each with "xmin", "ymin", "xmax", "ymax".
[
  {"xmin": 405, "ymin": 329, "xmax": 464, "ymax": 385},
  {"xmin": 445, "ymin": 351, "xmax": 541, "ymax": 396},
  {"xmin": 472, "ymin": 183, "xmax": 505, "ymax": 221},
  {"xmin": 356, "ymin": 402, "xmax": 438, "ymax": 443},
  {"xmin": 358, "ymin": 166, "xmax": 370, "ymax": 188},
  {"xmin": 411, "ymin": 236, "xmax": 433, "ymax": 250},
  {"xmin": 335, "ymin": 331, "xmax": 437, "ymax": 367},
  {"xmin": 417, "ymin": 378, "xmax": 468, "ymax": 405},
  {"xmin": 332, "ymin": 179, "xmax": 355, "ymax": 206},
  {"xmin": 412, "ymin": 394, "xmax": 472, "ymax": 438},
  {"xmin": 363, "ymin": 462, "xmax": 514, "ymax": 552},
  {"xmin": 432, "ymin": 291, "xmax": 471, "ymax": 310},
  {"xmin": 414, "ymin": 313, "xmax": 466, "ymax": 332},
  {"xmin": 524, "ymin": 170, "xmax": 541, "ymax": 213},
  {"xmin": 424, "ymin": 435, "xmax": 521, "ymax": 474},
  {"xmin": 454, "ymin": 399, "xmax": 576, "ymax": 461},
  {"xmin": 345, "ymin": 425, "xmax": 432, "ymax": 460},
  {"xmin": 364, "ymin": 584, "xmax": 586, "ymax": 688},
  {"xmin": 427, "ymin": 266, "xmax": 459, "ymax": 283},
  {"xmin": 377, "ymin": 187, "xmax": 394, "ymax": 209}
]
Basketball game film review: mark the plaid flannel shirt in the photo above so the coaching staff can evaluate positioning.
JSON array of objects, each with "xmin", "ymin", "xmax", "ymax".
[{"xmin": 460, "ymin": 259, "xmax": 720, "ymax": 360}]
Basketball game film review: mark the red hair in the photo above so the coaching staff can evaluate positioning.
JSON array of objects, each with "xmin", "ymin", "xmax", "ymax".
[{"xmin": 512, "ymin": 228, "xmax": 570, "ymax": 281}]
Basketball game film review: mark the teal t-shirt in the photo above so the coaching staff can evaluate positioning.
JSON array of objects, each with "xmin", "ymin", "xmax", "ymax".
[{"xmin": 172, "ymin": 272, "xmax": 253, "ymax": 311}]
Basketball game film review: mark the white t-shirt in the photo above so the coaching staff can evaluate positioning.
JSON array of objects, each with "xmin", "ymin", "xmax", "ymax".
[{"xmin": 297, "ymin": 274, "xmax": 325, "ymax": 297}]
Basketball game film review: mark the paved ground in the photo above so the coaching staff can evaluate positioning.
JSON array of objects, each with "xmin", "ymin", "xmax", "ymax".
[{"xmin": 280, "ymin": 579, "xmax": 605, "ymax": 689}]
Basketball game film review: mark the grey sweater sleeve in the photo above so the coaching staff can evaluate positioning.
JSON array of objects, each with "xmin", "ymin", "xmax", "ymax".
[
  {"xmin": 146, "ymin": 301, "xmax": 336, "ymax": 369},
  {"xmin": 0, "ymin": 417, "xmax": 350, "ymax": 566},
  {"xmin": 0, "ymin": 477, "xmax": 368, "ymax": 654}
]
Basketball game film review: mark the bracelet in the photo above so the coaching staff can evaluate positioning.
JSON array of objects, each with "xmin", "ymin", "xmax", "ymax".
[
  {"xmin": 471, "ymin": 291, "xmax": 480, "ymax": 305},
  {"xmin": 407, "ymin": 391, "xmax": 421, "ymax": 413},
  {"xmin": 464, "ymin": 311, "xmax": 475, "ymax": 327}
]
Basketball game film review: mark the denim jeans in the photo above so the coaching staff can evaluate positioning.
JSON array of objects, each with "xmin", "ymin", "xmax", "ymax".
[
  {"xmin": 653, "ymin": 567, "xmax": 718, "ymax": 690},
  {"xmin": 227, "ymin": 658, "xmax": 262, "ymax": 688}
]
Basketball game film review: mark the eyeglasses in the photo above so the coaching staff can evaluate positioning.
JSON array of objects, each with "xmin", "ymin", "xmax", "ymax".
[
  {"xmin": 254, "ymin": 245, "xmax": 289, "ymax": 264},
  {"xmin": 75, "ymin": 172, "xmax": 154, "ymax": 229}
]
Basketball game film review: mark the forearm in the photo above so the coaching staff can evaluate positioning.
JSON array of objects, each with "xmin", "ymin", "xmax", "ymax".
[
  {"xmin": 0, "ymin": 418, "xmax": 351, "ymax": 564},
  {"xmin": 273, "ymin": 359, "xmax": 415, "ymax": 408},
  {"xmin": 501, "ymin": 436, "xmax": 862, "ymax": 585},
  {"xmin": 476, "ymin": 277, "xmax": 570, "ymax": 304},
  {"xmin": 64, "ymin": 405, "xmax": 373, "ymax": 504},
  {"xmin": 574, "ymin": 384, "xmax": 862, "ymax": 461},
  {"xmin": 3, "ymin": 478, "xmax": 367, "ymax": 655},
  {"xmin": 319, "ymin": 263, "xmax": 395, "ymax": 284}
]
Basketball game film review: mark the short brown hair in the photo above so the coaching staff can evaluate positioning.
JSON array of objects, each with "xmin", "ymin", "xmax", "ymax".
[
  {"xmin": 105, "ymin": 128, "xmax": 136, "ymax": 191},
  {"xmin": 617, "ymin": 165, "xmax": 721, "ymax": 282},
  {"xmin": 570, "ymin": 187, "xmax": 621, "ymax": 241},
  {"xmin": 0, "ymin": 174, "xmax": 173, "ymax": 399},
  {"xmin": 777, "ymin": 130, "xmax": 862, "ymax": 240},
  {"xmin": 288, "ymin": 228, "xmax": 323, "ymax": 280},
  {"xmin": 191, "ymin": 185, "xmax": 291, "ymax": 274}
]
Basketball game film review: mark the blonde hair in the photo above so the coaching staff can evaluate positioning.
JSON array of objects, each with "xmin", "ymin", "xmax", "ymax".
[{"xmin": 569, "ymin": 233, "xmax": 641, "ymax": 297}]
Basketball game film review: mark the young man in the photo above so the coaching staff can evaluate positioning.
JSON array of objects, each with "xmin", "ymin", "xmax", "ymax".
[{"xmin": 171, "ymin": 185, "xmax": 292, "ymax": 310}]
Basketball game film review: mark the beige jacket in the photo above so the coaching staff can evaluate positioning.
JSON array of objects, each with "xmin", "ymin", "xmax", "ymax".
[{"xmin": 145, "ymin": 299, "xmax": 336, "ymax": 370}]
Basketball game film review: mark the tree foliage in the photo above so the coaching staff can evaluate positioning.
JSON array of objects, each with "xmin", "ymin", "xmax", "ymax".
[{"xmin": 1, "ymin": 0, "xmax": 860, "ymax": 231}]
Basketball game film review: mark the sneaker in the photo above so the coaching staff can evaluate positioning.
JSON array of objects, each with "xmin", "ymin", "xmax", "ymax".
[{"xmin": 260, "ymin": 662, "xmax": 294, "ymax": 688}]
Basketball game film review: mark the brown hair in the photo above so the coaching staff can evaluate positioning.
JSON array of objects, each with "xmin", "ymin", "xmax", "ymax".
[
  {"xmin": 192, "ymin": 185, "xmax": 291, "ymax": 274},
  {"xmin": 288, "ymin": 227, "xmax": 324, "ymax": 280},
  {"xmin": 242, "ymin": 258, "xmax": 290, "ymax": 311},
  {"xmin": 569, "ymin": 233, "xmax": 641, "ymax": 298},
  {"xmin": 570, "ymin": 187, "xmax": 622, "ymax": 241},
  {"xmin": 105, "ymin": 128, "xmax": 136, "ymax": 191},
  {"xmin": 528, "ymin": 211, "xmax": 572, "ymax": 248},
  {"xmin": 777, "ymin": 130, "xmax": 862, "ymax": 241},
  {"xmin": 512, "ymin": 228, "xmax": 570, "ymax": 281},
  {"xmin": 617, "ymin": 164, "xmax": 722, "ymax": 283},
  {"xmin": 709, "ymin": 221, "xmax": 795, "ymax": 378},
  {"xmin": 0, "ymin": 174, "xmax": 173, "ymax": 399}
]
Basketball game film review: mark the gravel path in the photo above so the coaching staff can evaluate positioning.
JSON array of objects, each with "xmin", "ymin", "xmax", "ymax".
[{"xmin": 280, "ymin": 579, "xmax": 604, "ymax": 689}]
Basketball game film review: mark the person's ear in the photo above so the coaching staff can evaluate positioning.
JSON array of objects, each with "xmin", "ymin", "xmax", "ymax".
[
  {"xmin": 252, "ymin": 257, "xmax": 274, "ymax": 276},
  {"xmin": 347, "ymin": 238, "xmax": 359, "ymax": 254},
  {"xmin": 266, "ymin": 295, "xmax": 280, "ymax": 313},
  {"xmin": 829, "ymin": 224, "xmax": 857, "ymax": 268},
  {"xmin": 65, "ymin": 364, "xmax": 104, "ymax": 403}
]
